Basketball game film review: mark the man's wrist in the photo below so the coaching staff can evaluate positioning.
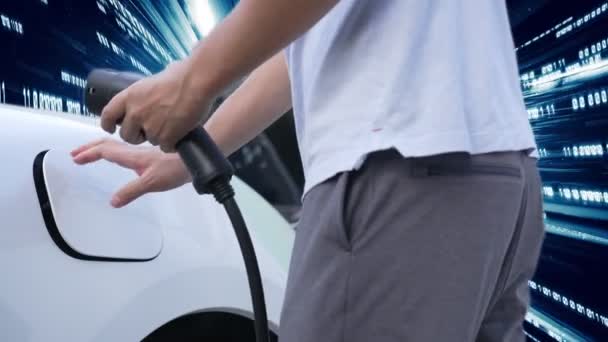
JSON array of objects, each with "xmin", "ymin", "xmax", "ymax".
[
  {"xmin": 165, "ymin": 152, "xmax": 193, "ymax": 183},
  {"xmin": 180, "ymin": 55, "xmax": 226, "ymax": 110}
]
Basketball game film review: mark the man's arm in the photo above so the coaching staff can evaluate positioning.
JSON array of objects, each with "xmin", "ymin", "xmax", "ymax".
[{"xmin": 204, "ymin": 52, "xmax": 292, "ymax": 156}]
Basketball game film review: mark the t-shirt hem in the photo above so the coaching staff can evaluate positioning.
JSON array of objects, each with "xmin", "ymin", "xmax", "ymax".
[{"xmin": 301, "ymin": 128, "xmax": 537, "ymax": 199}]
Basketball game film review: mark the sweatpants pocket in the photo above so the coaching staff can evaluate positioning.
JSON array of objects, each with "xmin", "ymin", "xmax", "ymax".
[{"xmin": 335, "ymin": 171, "xmax": 354, "ymax": 250}]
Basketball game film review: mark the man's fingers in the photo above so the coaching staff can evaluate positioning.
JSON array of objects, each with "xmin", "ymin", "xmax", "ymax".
[
  {"xmin": 72, "ymin": 143, "xmax": 141, "ymax": 170},
  {"xmin": 72, "ymin": 145, "xmax": 105, "ymax": 164},
  {"xmin": 159, "ymin": 120, "xmax": 192, "ymax": 153},
  {"xmin": 101, "ymin": 89, "xmax": 128, "ymax": 134},
  {"xmin": 111, "ymin": 176, "xmax": 149, "ymax": 208},
  {"xmin": 159, "ymin": 144, "xmax": 175, "ymax": 153},
  {"xmin": 70, "ymin": 138, "xmax": 106, "ymax": 157},
  {"xmin": 119, "ymin": 113, "xmax": 146, "ymax": 145},
  {"xmin": 158, "ymin": 128, "xmax": 177, "ymax": 153}
]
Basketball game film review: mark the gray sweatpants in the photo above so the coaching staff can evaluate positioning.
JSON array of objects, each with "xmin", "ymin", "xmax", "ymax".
[{"xmin": 279, "ymin": 149, "xmax": 545, "ymax": 342}]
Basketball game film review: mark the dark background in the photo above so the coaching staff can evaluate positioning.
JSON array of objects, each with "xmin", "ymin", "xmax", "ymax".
[{"xmin": 0, "ymin": 1, "xmax": 606, "ymax": 340}]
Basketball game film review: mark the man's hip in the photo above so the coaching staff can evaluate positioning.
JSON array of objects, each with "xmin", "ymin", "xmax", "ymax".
[{"xmin": 279, "ymin": 149, "xmax": 545, "ymax": 342}]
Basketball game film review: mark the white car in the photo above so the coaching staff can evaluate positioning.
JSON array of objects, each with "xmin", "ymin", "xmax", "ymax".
[{"xmin": 0, "ymin": 104, "xmax": 293, "ymax": 341}]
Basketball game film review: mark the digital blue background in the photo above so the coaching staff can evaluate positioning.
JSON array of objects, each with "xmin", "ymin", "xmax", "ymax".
[{"xmin": 0, "ymin": 1, "xmax": 605, "ymax": 340}]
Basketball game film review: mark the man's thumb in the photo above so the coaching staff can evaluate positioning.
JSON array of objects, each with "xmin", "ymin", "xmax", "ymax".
[{"xmin": 111, "ymin": 176, "xmax": 149, "ymax": 208}]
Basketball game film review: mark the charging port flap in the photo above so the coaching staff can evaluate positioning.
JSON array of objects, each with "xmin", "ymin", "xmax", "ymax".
[{"xmin": 34, "ymin": 149, "xmax": 163, "ymax": 262}]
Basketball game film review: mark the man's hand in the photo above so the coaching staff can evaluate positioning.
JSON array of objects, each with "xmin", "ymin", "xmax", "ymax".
[
  {"xmin": 71, "ymin": 138, "xmax": 191, "ymax": 208},
  {"xmin": 100, "ymin": 61, "xmax": 212, "ymax": 152}
]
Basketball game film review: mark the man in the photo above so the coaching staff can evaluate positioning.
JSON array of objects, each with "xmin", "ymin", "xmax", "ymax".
[{"xmin": 71, "ymin": 1, "xmax": 545, "ymax": 340}]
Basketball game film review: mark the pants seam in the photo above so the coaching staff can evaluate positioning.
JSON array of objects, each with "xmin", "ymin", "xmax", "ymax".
[
  {"xmin": 340, "ymin": 171, "xmax": 354, "ymax": 249},
  {"xmin": 341, "ymin": 253, "xmax": 354, "ymax": 342}
]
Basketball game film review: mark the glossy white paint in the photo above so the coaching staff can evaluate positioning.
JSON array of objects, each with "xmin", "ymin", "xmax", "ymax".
[
  {"xmin": 0, "ymin": 104, "xmax": 294, "ymax": 341},
  {"xmin": 43, "ymin": 149, "xmax": 164, "ymax": 260}
]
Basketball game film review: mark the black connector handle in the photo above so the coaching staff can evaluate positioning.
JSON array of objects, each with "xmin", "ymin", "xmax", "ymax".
[
  {"xmin": 84, "ymin": 69, "xmax": 270, "ymax": 342},
  {"xmin": 85, "ymin": 69, "xmax": 146, "ymax": 115},
  {"xmin": 176, "ymin": 128, "xmax": 234, "ymax": 196}
]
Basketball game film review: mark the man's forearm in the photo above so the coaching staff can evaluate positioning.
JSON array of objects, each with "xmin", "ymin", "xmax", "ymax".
[
  {"xmin": 203, "ymin": 52, "xmax": 292, "ymax": 156},
  {"xmin": 184, "ymin": 0, "xmax": 339, "ymax": 99}
]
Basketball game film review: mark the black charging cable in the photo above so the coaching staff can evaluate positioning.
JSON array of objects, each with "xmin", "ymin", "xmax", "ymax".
[
  {"xmin": 177, "ymin": 127, "xmax": 270, "ymax": 342},
  {"xmin": 85, "ymin": 69, "xmax": 270, "ymax": 342}
]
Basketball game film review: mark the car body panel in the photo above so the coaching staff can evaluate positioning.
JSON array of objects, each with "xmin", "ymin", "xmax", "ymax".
[
  {"xmin": 40, "ymin": 148, "xmax": 164, "ymax": 261},
  {"xmin": 0, "ymin": 105, "xmax": 293, "ymax": 341}
]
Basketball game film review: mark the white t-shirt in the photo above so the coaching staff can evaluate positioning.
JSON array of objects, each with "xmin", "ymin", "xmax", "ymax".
[{"xmin": 285, "ymin": 0, "xmax": 537, "ymax": 196}]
